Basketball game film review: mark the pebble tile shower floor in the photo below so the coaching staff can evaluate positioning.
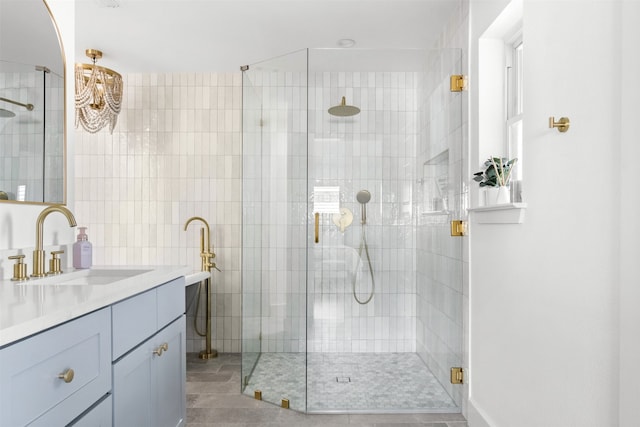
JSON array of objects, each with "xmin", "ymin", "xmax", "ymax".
[{"xmin": 186, "ymin": 353, "xmax": 467, "ymax": 427}]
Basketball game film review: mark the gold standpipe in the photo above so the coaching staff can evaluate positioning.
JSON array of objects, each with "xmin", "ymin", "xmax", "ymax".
[
  {"xmin": 314, "ymin": 212, "xmax": 320, "ymax": 244},
  {"xmin": 184, "ymin": 216, "xmax": 219, "ymax": 359},
  {"xmin": 33, "ymin": 205, "xmax": 77, "ymax": 277}
]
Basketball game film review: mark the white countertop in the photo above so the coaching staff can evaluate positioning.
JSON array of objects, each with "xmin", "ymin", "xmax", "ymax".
[{"xmin": 0, "ymin": 265, "xmax": 196, "ymax": 348}]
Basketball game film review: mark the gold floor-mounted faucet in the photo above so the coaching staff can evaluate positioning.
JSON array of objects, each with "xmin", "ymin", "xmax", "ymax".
[
  {"xmin": 33, "ymin": 205, "xmax": 77, "ymax": 277},
  {"xmin": 184, "ymin": 216, "xmax": 219, "ymax": 272},
  {"xmin": 184, "ymin": 216, "xmax": 219, "ymax": 359}
]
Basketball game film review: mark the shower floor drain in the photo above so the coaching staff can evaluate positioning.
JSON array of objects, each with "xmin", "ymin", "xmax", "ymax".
[{"xmin": 336, "ymin": 377, "xmax": 351, "ymax": 383}]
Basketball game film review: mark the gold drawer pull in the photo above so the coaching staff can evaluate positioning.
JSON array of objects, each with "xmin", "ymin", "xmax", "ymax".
[
  {"xmin": 314, "ymin": 213, "xmax": 319, "ymax": 244},
  {"xmin": 58, "ymin": 368, "xmax": 75, "ymax": 383},
  {"xmin": 153, "ymin": 343, "xmax": 169, "ymax": 356}
]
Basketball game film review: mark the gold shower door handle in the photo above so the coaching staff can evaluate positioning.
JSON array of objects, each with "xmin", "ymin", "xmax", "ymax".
[{"xmin": 315, "ymin": 213, "xmax": 319, "ymax": 243}]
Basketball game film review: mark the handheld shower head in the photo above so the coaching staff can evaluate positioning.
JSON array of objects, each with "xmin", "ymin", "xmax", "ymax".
[{"xmin": 356, "ymin": 190, "xmax": 371, "ymax": 224}]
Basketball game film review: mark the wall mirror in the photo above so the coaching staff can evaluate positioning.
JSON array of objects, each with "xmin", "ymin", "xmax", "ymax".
[{"xmin": 0, "ymin": 0, "xmax": 65, "ymax": 205}]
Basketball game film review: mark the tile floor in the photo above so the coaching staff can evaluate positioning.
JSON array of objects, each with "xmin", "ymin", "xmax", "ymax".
[
  {"xmin": 242, "ymin": 352, "xmax": 458, "ymax": 413},
  {"xmin": 186, "ymin": 353, "xmax": 468, "ymax": 427}
]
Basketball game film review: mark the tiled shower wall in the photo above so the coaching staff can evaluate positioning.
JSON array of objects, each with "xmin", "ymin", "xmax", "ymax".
[
  {"xmin": 307, "ymin": 70, "xmax": 418, "ymax": 353},
  {"xmin": 0, "ymin": 70, "xmax": 63, "ymax": 203},
  {"xmin": 74, "ymin": 72, "xmax": 243, "ymax": 353}
]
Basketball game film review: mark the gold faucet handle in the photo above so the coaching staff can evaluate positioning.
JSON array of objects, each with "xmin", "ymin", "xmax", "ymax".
[
  {"xmin": 8, "ymin": 255, "xmax": 28, "ymax": 281},
  {"xmin": 202, "ymin": 252, "xmax": 221, "ymax": 272},
  {"xmin": 47, "ymin": 250, "xmax": 64, "ymax": 276}
]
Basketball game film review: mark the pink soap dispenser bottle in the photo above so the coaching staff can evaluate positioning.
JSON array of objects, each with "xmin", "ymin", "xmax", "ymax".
[{"xmin": 73, "ymin": 227, "xmax": 93, "ymax": 269}]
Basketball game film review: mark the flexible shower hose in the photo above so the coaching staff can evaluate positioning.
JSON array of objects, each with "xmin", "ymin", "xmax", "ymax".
[
  {"xmin": 352, "ymin": 225, "xmax": 375, "ymax": 304},
  {"xmin": 186, "ymin": 280, "xmax": 207, "ymax": 337}
]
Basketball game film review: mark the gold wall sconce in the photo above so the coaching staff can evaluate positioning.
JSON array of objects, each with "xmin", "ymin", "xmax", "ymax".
[
  {"xmin": 75, "ymin": 49, "xmax": 123, "ymax": 133},
  {"xmin": 549, "ymin": 116, "xmax": 570, "ymax": 133}
]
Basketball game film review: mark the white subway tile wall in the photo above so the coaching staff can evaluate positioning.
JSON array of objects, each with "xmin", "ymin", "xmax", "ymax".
[
  {"xmin": 0, "ymin": 70, "xmax": 63, "ymax": 203},
  {"xmin": 74, "ymin": 72, "xmax": 243, "ymax": 353},
  {"xmin": 307, "ymin": 70, "xmax": 419, "ymax": 353}
]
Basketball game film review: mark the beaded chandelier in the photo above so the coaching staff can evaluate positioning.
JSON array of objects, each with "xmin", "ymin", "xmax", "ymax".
[{"xmin": 75, "ymin": 49, "xmax": 123, "ymax": 133}]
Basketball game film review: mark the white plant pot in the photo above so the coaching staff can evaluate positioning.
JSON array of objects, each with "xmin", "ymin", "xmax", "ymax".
[
  {"xmin": 495, "ymin": 186, "xmax": 510, "ymax": 204},
  {"xmin": 484, "ymin": 186, "xmax": 510, "ymax": 205}
]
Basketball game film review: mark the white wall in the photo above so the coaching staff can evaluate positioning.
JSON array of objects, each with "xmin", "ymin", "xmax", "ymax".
[
  {"xmin": 469, "ymin": 1, "xmax": 636, "ymax": 426},
  {"xmin": 619, "ymin": 2, "xmax": 640, "ymax": 425}
]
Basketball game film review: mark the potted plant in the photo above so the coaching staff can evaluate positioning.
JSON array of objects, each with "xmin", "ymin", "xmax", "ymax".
[{"xmin": 473, "ymin": 156, "xmax": 517, "ymax": 204}]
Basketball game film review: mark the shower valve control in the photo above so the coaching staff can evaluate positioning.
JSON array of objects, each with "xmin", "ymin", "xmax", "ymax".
[{"xmin": 332, "ymin": 208, "xmax": 353, "ymax": 233}]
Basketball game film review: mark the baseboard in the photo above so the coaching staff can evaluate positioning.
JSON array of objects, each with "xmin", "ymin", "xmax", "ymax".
[{"xmin": 467, "ymin": 399, "xmax": 494, "ymax": 427}]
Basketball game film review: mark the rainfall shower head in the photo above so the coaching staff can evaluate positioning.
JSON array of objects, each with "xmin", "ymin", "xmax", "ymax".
[
  {"xmin": 356, "ymin": 190, "xmax": 371, "ymax": 224},
  {"xmin": 328, "ymin": 96, "xmax": 360, "ymax": 117},
  {"xmin": 0, "ymin": 109, "xmax": 15, "ymax": 118}
]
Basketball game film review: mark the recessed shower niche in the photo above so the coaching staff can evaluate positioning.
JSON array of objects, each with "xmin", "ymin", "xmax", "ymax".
[{"xmin": 241, "ymin": 48, "xmax": 467, "ymax": 413}]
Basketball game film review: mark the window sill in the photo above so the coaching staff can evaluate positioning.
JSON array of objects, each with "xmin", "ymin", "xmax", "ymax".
[{"xmin": 468, "ymin": 203, "xmax": 527, "ymax": 224}]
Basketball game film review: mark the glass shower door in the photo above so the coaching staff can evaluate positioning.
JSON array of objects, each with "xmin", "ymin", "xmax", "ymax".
[
  {"xmin": 241, "ymin": 49, "xmax": 309, "ymax": 411},
  {"xmin": 304, "ymin": 48, "xmax": 466, "ymax": 413}
]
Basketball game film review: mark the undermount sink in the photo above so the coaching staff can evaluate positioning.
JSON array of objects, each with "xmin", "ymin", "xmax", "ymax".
[{"xmin": 20, "ymin": 268, "xmax": 152, "ymax": 286}]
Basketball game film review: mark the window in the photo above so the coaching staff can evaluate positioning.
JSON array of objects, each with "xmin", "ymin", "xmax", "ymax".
[{"xmin": 506, "ymin": 37, "xmax": 523, "ymax": 201}]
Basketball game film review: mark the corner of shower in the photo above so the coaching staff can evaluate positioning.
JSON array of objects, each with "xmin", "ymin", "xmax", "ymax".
[{"xmin": 241, "ymin": 47, "xmax": 466, "ymax": 415}]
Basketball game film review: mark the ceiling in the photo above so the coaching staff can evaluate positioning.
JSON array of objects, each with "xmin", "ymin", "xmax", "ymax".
[{"xmin": 75, "ymin": 0, "xmax": 460, "ymax": 73}]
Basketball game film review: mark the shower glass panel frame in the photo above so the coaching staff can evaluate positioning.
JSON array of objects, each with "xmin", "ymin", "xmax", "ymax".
[
  {"xmin": 241, "ymin": 47, "xmax": 465, "ymax": 414},
  {"xmin": 241, "ymin": 48, "xmax": 309, "ymax": 412}
]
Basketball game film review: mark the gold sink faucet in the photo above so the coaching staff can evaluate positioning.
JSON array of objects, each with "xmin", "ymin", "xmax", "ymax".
[
  {"xmin": 184, "ymin": 216, "xmax": 217, "ymax": 272},
  {"xmin": 33, "ymin": 205, "xmax": 77, "ymax": 277}
]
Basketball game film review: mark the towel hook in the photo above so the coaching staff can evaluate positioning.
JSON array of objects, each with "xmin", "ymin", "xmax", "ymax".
[{"xmin": 549, "ymin": 116, "xmax": 570, "ymax": 133}]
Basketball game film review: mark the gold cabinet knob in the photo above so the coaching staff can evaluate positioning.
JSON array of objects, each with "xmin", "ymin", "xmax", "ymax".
[{"xmin": 58, "ymin": 368, "xmax": 75, "ymax": 383}]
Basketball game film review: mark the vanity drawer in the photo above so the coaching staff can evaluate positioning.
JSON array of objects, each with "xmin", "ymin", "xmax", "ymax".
[
  {"xmin": 112, "ymin": 288, "xmax": 156, "ymax": 360},
  {"xmin": 112, "ymin": 277, "xmax": 185, "ymax": 360},
  {"xmin": 0, "ymin": 308, "xmax": 111, "ymax": 427},
  {"xmin": 157, "ymin": 276, "xmax": 185, "ymax": 328},
  {"xmin": 68, "ymin": 394, "xmax": 112, "ymax": 427}
]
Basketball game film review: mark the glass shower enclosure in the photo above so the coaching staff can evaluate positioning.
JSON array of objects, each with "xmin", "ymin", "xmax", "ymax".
[{"xmin": 242, "ymin": 48, "xmax": 466, "ymax": 413}]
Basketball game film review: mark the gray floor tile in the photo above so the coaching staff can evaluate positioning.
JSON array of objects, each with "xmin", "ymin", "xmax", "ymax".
[{"xmin": 186, "ymin": 352, "xmax": 466, "ymax": 427}]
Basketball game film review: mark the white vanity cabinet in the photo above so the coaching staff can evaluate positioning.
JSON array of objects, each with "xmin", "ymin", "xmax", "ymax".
[
  {"xmin": 111, "ymin": 277, "xmax": 186, "ymax": 427},
  {"xmin": 0, "ymin": 308, "xmax": 112, "ymax": 427}
]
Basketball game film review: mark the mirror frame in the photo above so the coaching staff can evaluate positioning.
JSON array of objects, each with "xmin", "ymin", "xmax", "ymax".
[{"xmin": 0, "ymin": 0, "xmax": 66, "ymax": 206}]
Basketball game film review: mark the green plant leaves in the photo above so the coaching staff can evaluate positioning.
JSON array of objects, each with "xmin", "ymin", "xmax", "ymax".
[{"xmin": 474, "ymin": 156, "xmax": 518, "ymax": 187}]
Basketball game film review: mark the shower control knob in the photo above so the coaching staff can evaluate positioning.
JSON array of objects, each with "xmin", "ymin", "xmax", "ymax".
[{"xmin": 332, "ymin": 208, "xmax": 353, "ymax": 232}]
